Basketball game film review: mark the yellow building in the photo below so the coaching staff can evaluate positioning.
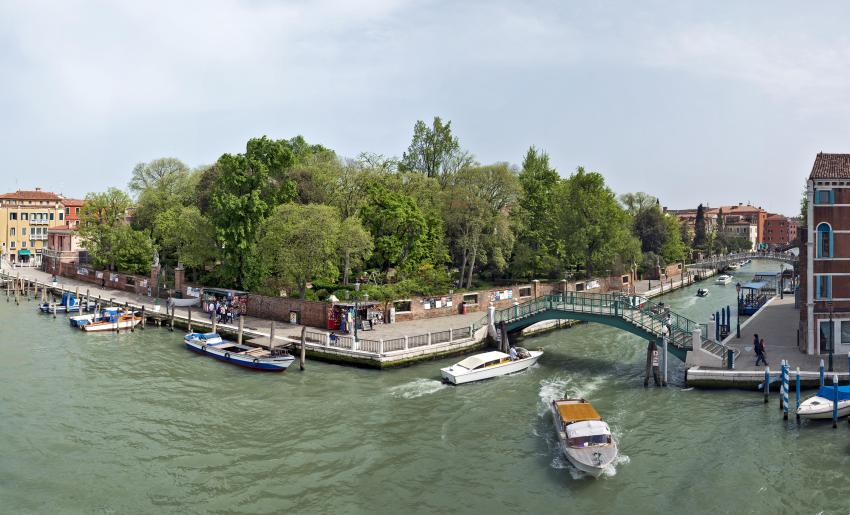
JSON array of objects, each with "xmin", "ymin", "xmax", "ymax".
[{"xmin": 0, "ymin": 189, "xmax": 68, "ymax": 267}]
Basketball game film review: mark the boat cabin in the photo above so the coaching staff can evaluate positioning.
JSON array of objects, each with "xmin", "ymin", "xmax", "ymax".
[
  {"xmin": 455, "ymin": 351, "xmax": 511, "ymax": 370},
  {"xmin": 738, "ymin": 281, "xmax": 770, "ymax": 315},
  {"xmin": 566, "ymin": 420, "xmax": 613, "ymax": 448}
]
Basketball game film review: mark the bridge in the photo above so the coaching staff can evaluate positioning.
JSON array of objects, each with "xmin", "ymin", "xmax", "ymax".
[
  {"xmin": 687, "ymin": 251, "xmax": 797, "ymax": 270},
  {"xmin": 491, "ymin": 292, "xmax": 728, "ymax": 366}
]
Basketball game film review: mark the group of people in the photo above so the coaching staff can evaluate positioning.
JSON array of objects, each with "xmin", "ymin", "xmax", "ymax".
[
  {"xmin": 753, "ymin": 333, "xmax": 768, "ymax": 365},
  {"xmin": 207, "ymin": 299, "xmax": 240, "ymax": 324}
]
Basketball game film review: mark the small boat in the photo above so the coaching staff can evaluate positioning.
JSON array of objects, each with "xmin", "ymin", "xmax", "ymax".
[
  {"xmin": 796, "ymin": 385, "xmax": 850, "ymax": 419},
  {"xmin": 70, "ymin": 307, "xmax": 122, "ymax": 328},
  {"xmin": 696, "ymin": 288, "xmax": 709, "ymax": 297},
  {"xmin": 184, "ymin": 332, "xmax": 295, "ymax": 371},
  {"xmin": 728, "ymin": 263, "xmax": 741, "ymax": 270},
  {"xmin": 38, "ymin": 292, "xmax": 95, "ymax": 313},
  {"xmin": 81, "ymin": 312, "xmax": 142, "ymax": 332},
  {"xmin": 715, "ymin": 274, "xmax": 733, "ymax": 285},
  {"xmin": 551, "ymin": 398, "xmax": 618, "ymax": 478},
  {"xmin": 440, "ymin": 348, "xmax": 543, "ymax": 385}
]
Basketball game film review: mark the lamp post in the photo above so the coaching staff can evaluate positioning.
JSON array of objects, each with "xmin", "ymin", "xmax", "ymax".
[
  {"xmin": 735, "ymin": 282, "xmax": 742, "ymax": 338},
  {"xmin": 353, "ymin": 282, "xmax": 360, "ymax": 341},
  {"xmin": 779, "ymin": 264, "xmax": 784, "ymax": 299},
  {"xmin": 828, "ymin": 300, "xmax": 835, "ymax": 372}
]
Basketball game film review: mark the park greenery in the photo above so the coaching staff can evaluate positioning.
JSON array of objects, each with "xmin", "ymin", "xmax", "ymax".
[{"xmin": 76, "ymin": 116, "xmax": 747, "ymax": 300}]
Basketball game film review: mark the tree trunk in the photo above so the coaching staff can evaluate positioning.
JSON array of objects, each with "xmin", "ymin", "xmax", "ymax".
[
  {"xmin": 466, "ymin": 244, "xmax": 477, "ymax": 290},
  {"xmin": 299, "ymin": 281, "xmax": 307, "ymax": 299},
  {"xmin": 459, "ymin": 248, "xmax": 468, "ymax": 289},
  {"xmin": 343, "ymin": 250, "xmax": 351, "ymax": 285}
]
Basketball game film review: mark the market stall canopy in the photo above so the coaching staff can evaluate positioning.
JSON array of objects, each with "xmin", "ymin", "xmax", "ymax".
[{"xmin": 741, "ymin": 281, "xmax": 768, "ymax": 290}]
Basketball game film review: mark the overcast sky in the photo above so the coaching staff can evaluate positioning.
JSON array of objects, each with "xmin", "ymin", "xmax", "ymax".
[{"xmin": 2, "ymin": 1, "xmax": 849, "ymax": 215}]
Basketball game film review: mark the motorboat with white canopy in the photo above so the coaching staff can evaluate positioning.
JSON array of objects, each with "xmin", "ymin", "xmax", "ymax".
[
  {"xmin": 551, "ymin": 398, "xmax": 618, "ymax": 478},
  {"xmin": 440, "ymin": 348, "xmax": 542, "ymax": 385}
]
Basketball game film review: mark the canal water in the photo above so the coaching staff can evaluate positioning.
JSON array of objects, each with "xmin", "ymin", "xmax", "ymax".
[{"xmin": 2, "ymin": 261, "xmax": 848, "ymax": 514}]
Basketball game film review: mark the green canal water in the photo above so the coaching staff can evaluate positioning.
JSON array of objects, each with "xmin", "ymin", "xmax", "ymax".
[{"xmin": 3, "ymin": 261, "xmax": 849, "ymax": 514}]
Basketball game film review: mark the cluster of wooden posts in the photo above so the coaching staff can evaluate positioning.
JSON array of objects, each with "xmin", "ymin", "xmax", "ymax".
[{"xmin": 2, "ymin": 272, "xmax": 306, "ymax": 371}]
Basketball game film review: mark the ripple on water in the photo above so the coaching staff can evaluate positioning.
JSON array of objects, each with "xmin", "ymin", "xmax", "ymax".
[{"xmin": 388, "ymin": 378, "xmax": 448, "ymax": 399}]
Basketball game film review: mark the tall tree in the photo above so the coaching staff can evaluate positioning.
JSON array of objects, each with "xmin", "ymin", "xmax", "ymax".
[
  {"xmin": 693, "ymin": 204, "xmax": 707, "ymax": 249},
  {"xmin": 78, "ymin": 188, "xmax": 154, "ymax": 274},
  {"xmin": 399, "ymin": 117, "xmax": 474, "ymax": 187},
  {"xmin": 337, "ymin": 216, "xmax": 374, "ymax": 285},
  {"xmin": 619, "ymin": 192, "xmax": 658, "ymax": 217},
  {"xmin": 632, "ymin": 204, "xmax": 668, "ymax": 254},
  {"xmin": 128, "ymin": 158, "xmax": 190, "ymax": 195}
]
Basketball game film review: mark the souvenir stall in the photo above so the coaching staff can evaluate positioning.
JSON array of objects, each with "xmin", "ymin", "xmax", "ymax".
[
  {"xmin": 201, "ymin": 288, "xmax": 248, "ymax": 315},
  {"xmin": 328, "ymin": 301, "xmax": 383, "ymax": 333}
]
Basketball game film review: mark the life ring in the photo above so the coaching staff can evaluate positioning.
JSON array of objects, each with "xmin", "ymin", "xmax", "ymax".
[
  {"xmin": 253, "ymin": 358, "xmax": 259, "ymax": 364},
  {"xmin": 225, "ymin": 352, "xmax": 231, "ymax": 359}
]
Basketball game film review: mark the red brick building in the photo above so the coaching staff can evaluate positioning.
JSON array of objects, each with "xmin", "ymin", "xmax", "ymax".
[
  {"xmin": 763, "ymin": 214, "xmax": 798, "ymax": 247},
  {"xmin": 707, "ymin": 204, "xmax": 769, "ymax": 244},
  {"xmin": 801, "ymin": 153, "xmax": 850, "ymax": 355},
  {"xmin": 62, "ymin": 198, "xmax": 84, "ymax": 227}
]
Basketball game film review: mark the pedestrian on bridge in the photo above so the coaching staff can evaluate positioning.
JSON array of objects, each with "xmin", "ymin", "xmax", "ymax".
[{"xmin": 755, "ymin": 337, "xmax": 768, "ymax": 366}]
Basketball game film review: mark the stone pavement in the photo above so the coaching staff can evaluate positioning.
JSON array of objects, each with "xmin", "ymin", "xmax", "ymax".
[{"xmin": 724, "ymin": 295, "xmax": 847, "ymax": 373}]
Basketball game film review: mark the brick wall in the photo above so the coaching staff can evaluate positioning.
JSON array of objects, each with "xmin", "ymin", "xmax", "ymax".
[
  {"xmin": 246, "ymin": 294, "xmax": 330, "ymax": 328},
  {"xmin": 56, "ymin": 262, "xmax": 156, "ymax": 297}
]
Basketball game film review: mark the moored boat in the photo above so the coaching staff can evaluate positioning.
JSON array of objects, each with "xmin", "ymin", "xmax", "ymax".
[
  {"xmin": 70, "ymin": 307, "xmax": 122, "ymax": 328},
  {"xmin": 38, "ymin": 292, "xmax": 95, "ymax": 313},
  {"xmin": 728, "ymin": 263, "xmax": 741, "ymax": 271},
  {"xmin": 796, "ymin": 385, "xmax": 850, "ymax": 419},
  {"xmin": 81, "ymin": 312, "xmax": 142, "ymax": 332},
  {"xmin": 715, "ymin": 274, "xmax": 733, "ymax": 285},
  {"xmin": 551, "ymin": 398, "xmax": 618, "ymax": 478},
  {"xmin": 440, "ymin": 348, "xmax": 543, "ymax": 385},
  {"xmin": 696, "ymin": 288, "xmax": 709, "ymax": 297},
  {"xmin": 184, "ymin": 332, "xmax": 295, "ymax": 372}
]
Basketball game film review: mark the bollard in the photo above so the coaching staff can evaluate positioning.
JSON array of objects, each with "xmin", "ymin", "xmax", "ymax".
[
  {"xmin": 833, "ymin": 374, "xmax": 840, "ymax": 428},
  {"xmin": 763, "ymin": 366, "xmax": 770, "ymax": 404},
  {"xmin": 778, "ymin": 360, "xmax": 785, "ymax": 411},
  {"xmin": 795, "ymin": 367, "xmax": 801, "ymax": 420},
  {"xmin": 820, "ymin": 359, "xmax": 825, "ymax": 387},
  {"xmin": 727, "ymin": 348, "xmax": 734, "ymax": 370},
  {"xmin": 782, "ymin": 362, "xmax": 789, "ymax": 420}
]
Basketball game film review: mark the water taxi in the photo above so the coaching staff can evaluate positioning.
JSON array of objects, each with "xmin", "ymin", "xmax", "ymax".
[
  {"xmin": 440, "ymin": 349, "xmax": 543, "ymax": 385},
  {"xmin": 796, "ymin": 385, "xmax": 850, "ymax": 419},
  {"xmin": 696, "ymin": 288, "xmax": 709, "ymax": 297},
  {"xmin": 728, "ymin": 263, "xmax": 741, "ymax": 271},
  {"xmin": 184, "ymin": 332, "xmax": 295, "ymax": 372},
  {"xmin": 715, "ymin": 274, "xmax": 733, "ymax": 285},
  {"xmin": 81, "ymin": 312, "xmax": 142, "ymax": 332},
  {"xmin": 70, "ymin": 306, "xmax": 122, "ymax": 328},
  {"xmin": 551, "ymin": 398, "xmax": 618, "ymax": 478}
]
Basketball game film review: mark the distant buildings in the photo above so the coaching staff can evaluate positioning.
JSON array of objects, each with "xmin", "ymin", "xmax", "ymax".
[
  {"xmin": 801, "ymin": 152, "xmax": 850, "ymax": 356},
  {"xmin": 669, "ymin": 202, "xmax": 798, "ymax": 251},
  {"xmin": 719, "ymin": 221, "xmax": 758, "ymax": 250},
  {"xmin": 0, "ymin": 189, "xmax": 68, "ymax": 267},
  {"xmin": 763, "ymin": 214, "xmax": 799, "ymax": 247},
  {"xmin": 707, "ymin": 204, "xmax": 768, "ymax": 244}
]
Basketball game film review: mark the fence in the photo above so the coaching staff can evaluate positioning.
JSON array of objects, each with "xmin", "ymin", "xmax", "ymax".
[{"xmin": 311, "ymin": 322, "xmax": 482, "ymax": 357}]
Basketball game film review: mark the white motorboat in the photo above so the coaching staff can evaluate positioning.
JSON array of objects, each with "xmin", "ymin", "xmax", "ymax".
[
  {"xmin": 728, "ymin": 263, "xmax": 740, "ymax": 270},
  {"xmin": 440, "ymin": 348, "xmax": 543, "ymax": 385},
  {"xmin": 715, "ymin": 274, "xmax": 733, "ymax": 285},
  {"xmin": 551, "ymin": 398, "xmax": 618, "ymax": 478},
  {"xmin": 184, "ymin": 332, "xmax": 295, "ymax": 371},
  {"xmin": 696, "ymin": 288, "xmax": 709, "ymax": 297},
  {"xmin": 81, "ymin": 312, "xmax": 142, "ymax": 332},
  {"xmin": 796, "ymin": 385, "xmax": 850, "ymax": 419}
]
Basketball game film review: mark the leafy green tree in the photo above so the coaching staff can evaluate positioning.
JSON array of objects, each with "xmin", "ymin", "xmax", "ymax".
[
  {"xmin": 555, "ymin": 167, "xmax": 641, "ymax": 278},
  {"xmin": 660, "ymin": 214, "xmax": 687, "ymax": 263},
  {"xmin": 79, "ymin": 188, "xmax": 154, "ymax": 273},
  {"xmin": 250, "ymin": 204, "xmax": 342, "ymax": 298},
  {"xmin": 152, "ymin": 206, "xmax": 218, "ymax": 280},
  {"xmin": 399, "ymin": 117, "xmax": 474, "ymax": 187},
  {"xmin": 619, "ymin": 192, "xmax": 658, "ymax": 217},
  {"xmin": 632, "ymin": 203, "xmax": 668, "ymax": 254},
  {"xmin": 511, "ymin": 147, "xmax": 562, "ymax": 279},
  {"xmin": 693, "ymin": 204, "xmax": 707, "ymax": 249},
  {"xmin": 338, "ymin": 216, "xmax": 374, "ymax": 285},
  {"xmin": 128, "ymin": 158, "xmax": 190, "ymax": 195}
]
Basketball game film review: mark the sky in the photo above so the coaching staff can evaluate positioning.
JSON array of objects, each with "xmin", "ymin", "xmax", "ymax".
[{"xmin": 2, "ymin": 1, "xmax": 850, "ymax": 215}]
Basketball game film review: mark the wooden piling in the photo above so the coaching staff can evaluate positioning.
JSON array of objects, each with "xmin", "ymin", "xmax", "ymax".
[
  {"xmin": 140, "ymin": 305, "xmax": 146, "ymax": 329},
  {"xmin": 212, "ymin": 312, "xmax": 217, "ymax": 334},
  {"xmin": 833, "ymin": 374, "xmax": 839, "ymax": 428},
  {"xmin": 763, "ymin": 366, "xmax": 769, "ymax": 403},
  {"xmin": 187, "ymin": 308, "xmax": 192, "ymax": 333},
  {"xmin": 237, "ymin": 316, "xmax": 244, "ymax": 344},
  {"xmin": 52, "ymin": 302, "xmax": 56, "ymax": 319},
  {"xmin": 300, "ymin": 326, "xmax": 306, "ymax": 371},
  {"xmin": 269, "ymin": 321, "xmax": 275, "ymax": 351},
  {"xmin": 169, "ymin": 305, "xmax": 175, "ymax": 332}
]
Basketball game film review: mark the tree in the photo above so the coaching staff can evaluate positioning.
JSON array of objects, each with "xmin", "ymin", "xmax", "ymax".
[
  {"xmin": 152, "ymin": 205, "xmax": 218, "ymax": 280},
  {"xmin": 556, "ymin": 167, "xmax": 641, "ymax": 278},
  {"xmin": 659, "ymin": 214, "xmax": 687, "ymax": 263},
  {"xmin": 78, "ymin": 188, "xmax": 154, "ymax": 274},
  {"xmin": 250, "ymin": 204, "xmax": 342, "ymax": 298},
  {"xmin": 338, "ymin": 216, "xmax": 373, "ymax": 285},
  {"xmin": 128, "ymin": 158, "xmax": 190, "ymax": 195},
  {"xmin": 693, "ymin": 204, "xmax": 707, "ymax": 249},
  {"xmin": 399, "ymin": 117, "xmax": 474, "ymax": 187},
  {"xmin": 632, "ymin": 204, "xmax": 668, "ymax": 254},
  {"xmin": 511, "ymin": 147, "xmax": 562, "ymax": 279},
  {"xmin": 619, "ymin": 192, "xmax": 658, "ymax": 217}
]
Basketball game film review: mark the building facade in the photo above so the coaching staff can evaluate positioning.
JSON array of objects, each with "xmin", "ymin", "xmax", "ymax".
[
  {"xmin": 719, "ymin": 221, "xmax": 758, "ymax": 250},
  {"xmin": 0, "ymin": 189, "xmax": 68, "ymax": 267},
  {"xmin": 708, "ymin": 204, "xmax": 768, "ymax": 244},
  {"xmin": 801, "ymin": 153, "xmax": 850, "ymax": 356},
  {"xmin": 763, "ymin": 214, "xmax": 798, "ymax": 247},
  {"xmin": 63, "ymin": 198, "xmax": 84, "ymax": 227},
  {"xmin": 42, "ymin": 224, "xmax": 86, "ymax": 274}
]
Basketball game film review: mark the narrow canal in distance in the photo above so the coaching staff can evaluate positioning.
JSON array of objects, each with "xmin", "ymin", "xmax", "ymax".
[{"xmin": 2, "ymin": 260, "xmax": 848, "ymax": 514}]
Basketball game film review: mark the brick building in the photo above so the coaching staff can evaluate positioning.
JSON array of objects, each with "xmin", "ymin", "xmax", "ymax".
[
  {"xmin": 42, "ymin": 224, "xmax": 86, "ymax": 274},
  {"xmin": 763, "ymin": 214, "xmax": 798, "ymax": 248},
  {"xmin": 708, "ymin": 204, "xmax": 768, "ymax": 244},
  {"xmin": 63, "ymin": 198, "xmax": 85, "ymax": 227},
  {"xmin": 801, "ymin": 153, "xmax": 850, "ymax": 355}
]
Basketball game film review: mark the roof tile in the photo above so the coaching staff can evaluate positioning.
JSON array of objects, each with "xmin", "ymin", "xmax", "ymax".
[{"xmin": 810, "ymin": 153, "xmax": 850, "ymax": 179}]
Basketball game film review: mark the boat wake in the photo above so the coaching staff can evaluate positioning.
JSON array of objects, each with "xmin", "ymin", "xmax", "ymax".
[
  {"xmin": 601, "ymin": 454, "xmax": 630, "ymax": 477},
  {"xmin": 389, "ymin": 378, "xmax": 448, "ymax": 399},
  {"xmin": 537, "ymin": 375, "xmax": 606, "ymax": 416}
]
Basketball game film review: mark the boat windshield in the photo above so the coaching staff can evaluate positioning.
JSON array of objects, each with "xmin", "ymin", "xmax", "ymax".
[{"xmin": 568, "ymin": 435, "xmax": 611, "ymax": 448}]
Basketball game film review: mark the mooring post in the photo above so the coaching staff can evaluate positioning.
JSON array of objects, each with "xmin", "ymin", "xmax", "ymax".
[
  {"xmin": 300, "ymin": 326, "xmax": 306, "ymax": 371},
  {"xmin": 795, "ymin": 367, "xmax": 801, "ymax": 421},
  {"xmin": 662, "ymin": 336, "xmax": 668, "ymax": 387},
  {"xmin": 763, "ymin": 366, "xmax": 769, "ymax": 404},
  {"xmin": 269, "ymin": 321, "xmax": 276, "ymax": 351},
  {"xmin": 779, "ymin": 360, "xmax": 786, "ymax": 411},
  {"xmin": 237, "ymin": 315, "xmax": 244, "ymax": 344},
  {"xmin": 187, "ymin": 308, "xmax": 192, "ymax": 333},
  {"xmin": 169, "ymin": 305, "xmax": 175, "ymax": 332},
  {"xmin": 52, "ymin": 301, "xmax": 56, "ymax": 319},
  {"xmin": 820, "ymin": 359, "xmax": 825, "ymax": 387},
  {"xmin": 140, "ymin": 305, "xmax": 146, "ymax": 329},
  {"xmin": 782, "ymin": 362, "xmax": 789, "ymax": 420},
  {"xmin": 833, "ymin": 374, "xmax": 839, "ymax": 428},
  {"xmin": 212, "ymin": 312, "xmax": 217, "ymax": 334}
]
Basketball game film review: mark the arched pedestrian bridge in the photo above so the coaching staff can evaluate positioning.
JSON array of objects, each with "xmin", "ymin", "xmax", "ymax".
[
  {"xmin": 687, "ymin": 251, "xmax": 797, "ymax": 270},
  {"xmin": 493, "ymin": 292, "xmax": 728, "ymax": 366}
]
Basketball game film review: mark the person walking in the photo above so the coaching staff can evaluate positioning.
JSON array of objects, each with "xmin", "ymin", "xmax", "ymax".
[
  {"xmin": 752, "ymin": 333, "xmax": 760, "ymax": 357},
  {"xmin": 755, "ymin": 337, "xmax": 768, "ymax": 366}
]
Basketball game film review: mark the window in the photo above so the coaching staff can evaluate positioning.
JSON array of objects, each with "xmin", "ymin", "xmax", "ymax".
[
  {"xmin": 10, "ymin": 241, "xmax": 15, "ymax": 249},
  {"xmin": 816, "ymin": 275, "xmax": 832, "ymax": 299},
  {"xmin": 841, "ymin": 321, "xmax": 850, "ymax": 345},
  {"xmin": 393, "ymin": 300, "xmax": 412, "ymax": 313},
  {"xmin": 462, "ymin": 293, "xmax": 479, "ymax": 305},
  {"xmin": 21, "ymin": 227, "xmax": 26, "ymax": 236},
  {"xmin": 21, "ymin": 241, "xmax": 26, "ymax": 248},
  {"xmin": 49, "ymin": 212, "xmax": 54, "ymax": 220},
  {"xmin": 9, "ymin": 228, "xmax": 14, "ymax": 236},
  {"xmin": 817, "ymin": 223, "xmax": 833, "ymax": 258},
  {"xmin": 518, "ymin": 287, "xmax": 532, "ymax": 298},
  {"xmin": 59, "ymin": 213, "xmax": 63, "ymax": 221},
  {"xmin": 815, "ymin": 189, "xmax": 835, "ymax": 205},
  {"xmin": 65, "ymin": 207, "xmax": 69, "ymax": 215},
  {"xmin": 821, "ymin": 320, "xmax": 835, "ymax": 352},
  {"xmin": 9, "ymin": 212, "xmax": 16, "ymax": 220},
  {"xmin": 21, "ymin": 213, "xmax": 27, "ymax": 220},
  {"xmin": 75, "ymin": 208, "xmax": 80, "ymax": 214},
  {"xmin": 30, "ymin": 240, "xmax": 35, "ymax": 248}
]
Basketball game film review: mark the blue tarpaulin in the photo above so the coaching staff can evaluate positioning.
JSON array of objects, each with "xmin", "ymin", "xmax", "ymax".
[
  {"xmin": 817, "ymin": 385, "xmax": 850, "ymax": 401},
  {"xmin": 741, "ymin": 281, "xmax": 768, "ymax": 290}
]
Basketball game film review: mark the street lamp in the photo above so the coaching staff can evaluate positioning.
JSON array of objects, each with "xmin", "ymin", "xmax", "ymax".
[
  {"xmin": 735, "ymin": 282, "xmax": 742, "ymax": 338},
  {"xmin": 779, "ymin": 264, "xmax": 784, "ymax": 299},
  {"xmin": 828, "ymin": 300, "xmax": 835, "ymax": 372},
  {"xmin": 353, "ymin": 282, "xmax": 361, "ymax": 341}
]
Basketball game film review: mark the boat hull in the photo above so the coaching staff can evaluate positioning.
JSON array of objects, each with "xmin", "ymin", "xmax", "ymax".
[
  {"xmin": 185, "ymin": 340, "xmax": 294, "ymax": 372},
  {"xmin": 550, "ymin": 403, "xmax": 618, "ymax": 478},
  {"xmin": 81, "ymin": 318, "xmax": 141, "ymax": 332},
  {"xmin": 796, "ymin": 396, "xmax": 850, "ymax": 419},
  {"xmin": 39, "ymin": 303, "xmax": 95, "ymax": 313},
  {"xmin": 441, "ymin": 351, "xmax": 542, "ymax": 385}
]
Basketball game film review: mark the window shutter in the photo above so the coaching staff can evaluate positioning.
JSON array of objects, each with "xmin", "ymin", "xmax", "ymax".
[{"xmin": 817, "ymin": 276, "xmax": 821, "ymax": 299}]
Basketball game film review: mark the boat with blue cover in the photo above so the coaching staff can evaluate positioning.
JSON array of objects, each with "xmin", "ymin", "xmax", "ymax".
[
  {"xmin": 38, "ymin": 292, "xmax": 95, "ymax": 313},
  {"xmin": 184, "ymin": 332, "xmax": 295, "ymax": 372},
  {"xmin": 796, "ymin": 385, "xmax": 850, "ymax": 419},
  {"xmin": 69, "ymin": 306, "xmax": 122, "ymax": 328}
]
